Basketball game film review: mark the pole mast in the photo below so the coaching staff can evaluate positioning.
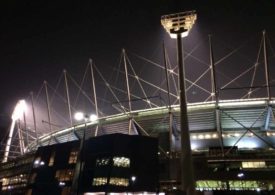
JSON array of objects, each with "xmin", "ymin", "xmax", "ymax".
[
  {"xmin": 209, "ymin": 34, "xmax": 224, "ymax": 156},
  {"xmin": 263, "ymin": 30, "xmax": 271, "ymax": 101},
  {"xmin": 30, "ymin": 92, "xmax": 38, "ymax": 140},
  {"xmin": 44, "ymin": 81, "xmax": 52, "ymax": 132},
  {"xmin": 64, "ymin": 70, "xmax": 73, "ymax": 127},
  {"xmin": 123, "ymin": 49, "xmax": 133, "ymax": 134},
  {"xmin": 89, "ymin": 59, "xmax": 99, "ymax": 136}
]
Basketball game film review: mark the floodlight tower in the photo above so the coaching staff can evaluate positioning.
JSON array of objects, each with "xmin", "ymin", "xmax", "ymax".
[
  {"xmin": 2, "ymin": 100, "xmax": 27, "ymax": 163},
  {"xmin": 161, "ymin": 11, "xmax": 197, "ymax": 195}
]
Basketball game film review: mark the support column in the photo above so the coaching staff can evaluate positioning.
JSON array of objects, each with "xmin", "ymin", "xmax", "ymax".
[
  {"xmin": 90, "ymin": 59, "xmax": 99, "ymax": 137},
  {"xmin": 263, "ymin": 30, "xmax": 271, "ymax": 101},
  {"xmin": 177, "ymin": 33, "xmax": 195, "ymax": 195},
  {"xmin": 44, "ymin": 81, "xmax": 52, "ymax": 132},
  {"xmin": 64, "ymin": 70, "xmax": 73, "ymax": 127},
  {"xmin": 123, "ymin": 49, "xmax": 133, "ymax": 135},
  {"xmin": 209, "ymin": 35, "xmax": 224, "ymax": 156}
]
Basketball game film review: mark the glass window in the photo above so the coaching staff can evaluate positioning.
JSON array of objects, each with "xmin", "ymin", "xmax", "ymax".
[
  {"xmin": 242, "ymin": 161, "xmax": 266, "ymax": 168},
  {"xmin": 96, "ymin": 158, "xmax": 110, "ymax": 166},
  {"xmin": 109, "ymin": 177, "xmax": 129, "ymax": 186},
  {"xmin": 113, "ymin": 157, "xmax": 130, "ymax": 168},
  {"xmin": 55, "ymin": 169, "xmax": 74, "ymax": 182},
  {"xmin": 68, "ymin": 149, "xmax": 78, "ymax": 164},
  {"xmin": 92, "ymin": 177, "xmax": 107, "ymax": 186},
  {"xmin": 48, "ymin": 151, "xmax": 55, "ymax": 166}
]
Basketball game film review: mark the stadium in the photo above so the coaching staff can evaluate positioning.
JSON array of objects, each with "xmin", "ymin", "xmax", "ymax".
[{"xmin": 1, "ymin": 11, "xmax": 275, "ymax": 195}]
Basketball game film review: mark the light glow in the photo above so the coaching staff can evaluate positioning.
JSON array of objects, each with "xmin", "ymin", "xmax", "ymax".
[
  {"xmin": 74, "ymin": 112, "xmax": 84, "ymax": 121},
  {"xmin": 131, "ymin": 176, "xmax": 136, "ymax": 182},
  {"xmin": 12, "ymin": 100, "xmax": 27, "ymax": 120},
  {"xmin": 89, "ymin": 114, "xmax": 98, "ymax": 122}
]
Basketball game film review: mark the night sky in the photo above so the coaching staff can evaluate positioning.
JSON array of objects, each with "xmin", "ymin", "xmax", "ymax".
[{"xmin": 1, "ymin": 1, "xmax": 275, "ymax": 140}]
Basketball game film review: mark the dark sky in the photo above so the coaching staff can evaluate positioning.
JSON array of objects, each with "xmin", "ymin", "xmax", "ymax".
[{"xmin": 1, "ymin": 1, "xmax": 275, "ymax": 135}]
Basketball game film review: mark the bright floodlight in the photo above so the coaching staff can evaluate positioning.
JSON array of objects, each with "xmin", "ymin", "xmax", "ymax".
[
  {"xmin": 74, "ymin": 112, "xmax": 84, "ymax": 121},
  {"xmin": 11, "ymin": 100, "xmax": 27, "ymax": 120},
  {"xmin": 161, "ymin": 10, "xmax": 197, "ymax": 38},
  {"xmin": 131, "ymin": 176, "xmax": 136, "ymax": 182},
  {"xmin": 89, "ymin": 114, "xmax": 98, "ymax": 122}
]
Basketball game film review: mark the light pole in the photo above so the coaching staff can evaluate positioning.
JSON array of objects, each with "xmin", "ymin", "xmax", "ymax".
[
  {"xmin": 3, "ymin": 100, "xmax": 27, "ymax": 163},
  {"xmin": 161, "ymin": 11, "xmax": 197, "ymax": 195},
  {"xmin": 72, "ymin": 111, "xmax": 98, "ymax": 195}
]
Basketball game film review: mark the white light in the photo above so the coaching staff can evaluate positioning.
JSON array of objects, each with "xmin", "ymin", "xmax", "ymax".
[
  {"xmin": 131, "ymin": 176, "xmax": 136, "ymax": 182},
  {"xmin": 40, "ymin": 161, "xmax": 45, "ymax": 166},
  {"xmin": 237, "ymin": 173, "xmax": 244, "ymax": 178},
  {"xmin": 234, "ymin": 133, "xmax": 240, "ymax": 137},
  {"xmin": 90, "ymin": 114, "xmax": 98, "ymax": 122},
  {"xmin": 34, "ymin": 160, "xmax": 40, "ymax": 165},
  {"xmin": 74, "ymin": 112, "xmax": 84, "ymax": 121},
  {"xmin": 192, "ymin": 135, "xmax": 197, "ymax": 140},
  {"xmin": 198, "ymin": 134, "xmax": 204, "ymax": 139},
  {"xmin": 205, "ymin": 134, "xmax": 211, "ymax": 139},
  {"xmin": 256, "ymin": 188, "xmax": 261, "ymax": 192},
  {"xmin": 191, "ymin": 143, "xmax": 197, "ymax": 150},
  {"xmin": 12, "ymin": 100, "xmax": 27, "ymax": 120},
  {"xmin": 212, "ymin": 134, "xmax": 217, "ymax": 138},
  {"xmin": 59, "ymin": 181, "xmax": 65, "ymax": 186},
  {"xmin": 237, "ymin": 140, "xmax": 257, "ymax": 149}
]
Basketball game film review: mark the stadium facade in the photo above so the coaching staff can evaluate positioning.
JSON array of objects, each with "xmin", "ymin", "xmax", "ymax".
[
  {"xmin": 1, "ymin": 98, "xmax": 275, "ymax": 194},
  {"xmin": 1, "ymin": 12, "xmax": 275, "ymax": 195}
]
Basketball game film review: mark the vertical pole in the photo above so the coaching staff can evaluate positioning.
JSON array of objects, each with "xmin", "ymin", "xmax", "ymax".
[
  {"xmin": 17, "ymin": 120, "xmax": 25, "ymax": 155},
  {"xmin": 263, "ymin": 30, "xmax": 271, "ymax": 101},
  {"xmin": 176, "ymin": 33, "xmax": 195, "ymax": 195},
  {"xmin": 209, "ymin": 35, "xmax": 224, "ymax": 156},
  {"xmin": 163, "ymin": 41, "xmax": 172, "ymax": 109},
  {"xmin": 90, "ymin": 59, "xmax": 99, "ymax": 136},
  {"xmin": 2, "ymin": 120, "xmax": 16, "ymax": 162},
  {"xmin": 64, "ymin": 70, "xmax": 73, "ymax": 127},
  {"xmin": 163, "ymin": 41, "xmax": 173, "ymax": 153},
  {"xmin": 30, "ymin": 92, "xmax": 38, "ymax": 141},
  {"xmin": 123, "ymin": 49, "xmax": 132, "ymax": 134},
  {"xmin": 23, "ymin": 112, "xmax": 28, "ymax": 152},
  {"xmin": 44, "ymin": 81, "xmax": 52, "ymax": 132}
]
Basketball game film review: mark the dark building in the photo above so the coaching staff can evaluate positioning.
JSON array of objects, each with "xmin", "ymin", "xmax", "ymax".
[{"xmin": 0, "ymin": 134, "xmax": 158, "ymax": 195}]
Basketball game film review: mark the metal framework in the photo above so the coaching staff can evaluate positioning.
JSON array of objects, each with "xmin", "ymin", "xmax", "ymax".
[{"xmin": 1, "ymin": 24, "xmax": 275, "ymax": 182}]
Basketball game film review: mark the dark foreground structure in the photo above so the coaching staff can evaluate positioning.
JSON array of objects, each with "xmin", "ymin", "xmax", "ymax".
[{"xmin": 0, "ymin": 134, "xmax": 158, "ymax": 195}]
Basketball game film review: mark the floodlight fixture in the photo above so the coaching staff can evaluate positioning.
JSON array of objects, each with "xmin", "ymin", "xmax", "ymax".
[
  {"xmin": 74, "ymin": 112, "xmax": 84, "ymax": 121},
  {"xmin": 161, "ymin": 10, "xmax": 197, "ymax": 38},
  {"xmin": 89, "ymin": 114, "xmax": 98, "ymax": 122},
  {"xmin": 161, "ymin": 10, "xmax": 197, "ymax": 195},
  {"xmin": 12, "ymin": 100, "xmax": 27, "ymax": 120},
  {"xmin": 131, "ymin": 176, "xmax": 136, "ymax": 182}
]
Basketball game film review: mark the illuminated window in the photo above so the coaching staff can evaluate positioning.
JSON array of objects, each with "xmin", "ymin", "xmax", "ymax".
[
  {"xmin": 48, "ymin": 151, "xmax": 55, "ymax": 166},
  {"xmin": 242, "ymin": 161, "xmax": 266, "ymax": 169},
  {"xmin": 113, "ymin": 157, "xmax": 130, "ymax": 168},
  {"xmin": 68, "ymin": 149, "xmax": 78, "ymax": 164},
  {"xmin": 1, "ymin": 174, "xmax": 28, "ymax": 191},
  {"xmin": 109, "ymin": 177, "xmax": 129, "ymax": 186},
  {"xmin": 92, "ymin": 177, "xmax": 107, "ymax": 186},
  {"xmin": 55, "ymin": 169, "xmax": 74, "ymax": 182},
  {"xmin": 96, "ymin": 158, "xmax": 110, "ymax": 166},
  {"xmin": 196, "ymin": 180, "xmax": 227, "ymax": 190},
  {"xmin": 229, "ymin": 180, "xmax": 264, "ymax": 190}
]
